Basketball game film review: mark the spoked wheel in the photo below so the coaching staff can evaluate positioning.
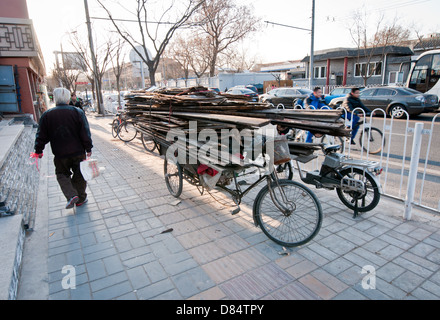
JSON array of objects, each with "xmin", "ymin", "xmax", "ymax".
[
  {"xmin": 164, "ymin": 157, "xmax": 183, "ymax": 198},
  {"xmin": 275, "ymin": 161, "xmax": 293, "ymax": 180},
  {"xmin": 117, "ymin": 122, "xmax": 137, "ymax": 142},
  {"xmin": 320, "ymin": 135, "xmax": 345, "ymax": 153},
  {"xmin": 336, "ymin": 168, "xmax": 380, "ymax": 213},
  {"xmin": 254, "ymin": 180, "xmax": 322, "ymax": 247},
  {"xmin": 112, "ymin": 119, "xmax": 120, "ymax": 138},
  {"xmin": 141, "ymin": 132, "xmax": 157, "ymax": 152},
  {"xmin": 359, "ymin": 127, "xmax": 384, "ymax": 155}
]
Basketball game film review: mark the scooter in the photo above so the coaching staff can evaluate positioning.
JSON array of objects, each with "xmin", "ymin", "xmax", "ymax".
[{"xmin": 283, "ymin": 142, "xmax": 383, "ymax": 218}]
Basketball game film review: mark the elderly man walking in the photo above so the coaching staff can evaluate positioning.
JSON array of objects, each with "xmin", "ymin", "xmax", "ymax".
[{"xmin": 34, "ymin": 87, "xmax": 93, "ymax": 209}]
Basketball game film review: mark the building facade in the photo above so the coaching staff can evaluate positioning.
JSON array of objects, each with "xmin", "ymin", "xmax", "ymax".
[
  {"xmin": 0, "ymin": 0, "xmax": 47, "ymax": 121},
  {"xmin": 301, "ymin": 46, "xmax": 413, "ymax": 90}
]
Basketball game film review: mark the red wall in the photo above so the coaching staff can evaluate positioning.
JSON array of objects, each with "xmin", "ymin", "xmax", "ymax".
[{"xmin": 0, "ymin": 0, "xmax": 29, "ymax": 19}]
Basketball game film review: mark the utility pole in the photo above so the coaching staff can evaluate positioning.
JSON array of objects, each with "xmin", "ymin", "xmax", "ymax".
[
  {"xmin": 84, "ymin": 0, "xmax": 103, "ymax": 115},
  {"xmin": 309, "ymin": 0, "xmax": 315, "ymax": 89}
]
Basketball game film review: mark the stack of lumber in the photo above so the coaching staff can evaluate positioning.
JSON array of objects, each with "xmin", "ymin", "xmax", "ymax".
[{"xmin": 123, "ymin": 86, "xmax": 351, "ymax": 160}]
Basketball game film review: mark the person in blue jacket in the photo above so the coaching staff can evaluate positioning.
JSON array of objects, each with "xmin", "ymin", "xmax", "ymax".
[{"xmin": 305, "ymin": 87, "xmax": 328, "ymax": 143}]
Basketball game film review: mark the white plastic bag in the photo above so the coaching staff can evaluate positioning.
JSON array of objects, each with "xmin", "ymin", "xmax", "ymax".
[{"xmin": 80, "ymin": 158, "xmax": 100, "ymax": 181}]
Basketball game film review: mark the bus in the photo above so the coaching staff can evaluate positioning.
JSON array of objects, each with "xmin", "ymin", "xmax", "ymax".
[{"xmin": 407, "ymin": 49, "xmax": 440, "ymax": 98}]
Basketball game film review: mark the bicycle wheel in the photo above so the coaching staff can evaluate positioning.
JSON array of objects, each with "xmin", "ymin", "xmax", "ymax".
[
  {"xmin": 164, "ymin": 157, "xmax": 183, "ymax": 198},
  {"xmin": 359, "ymin": 127, "xmax": 384, "ymax": 155},
  {"xmin": 336, "ymin": 168, "xmax": 380, "ymax": 213},
  {"xmin": 141, "ymin": 132, "xmax": 157, "ymax": 152},
  {"xmin": 320, "ymin": 135, "xmax": 345, "ymax": 153},
  {"xmin": 117, "ymin": 122, "xmax": 137, "ymax": 142},
  {"xmin": 254, "ymin": 180, "xmax": 322, "ymax": 247},
  {"xmin": 275, "ymin": 162, "xmax": 293, "ymax": 180},
  {"xmin": 111, "ymin": 119, "xmax": 120, "ymax": 138}
]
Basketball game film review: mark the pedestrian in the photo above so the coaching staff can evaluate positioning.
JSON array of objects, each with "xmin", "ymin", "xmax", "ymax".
[
  {"xmin": 341, "ymin": 87, "xmax": 371, "ymax": 145},
  {"xmin": 70, "ymin": 92, "xmax": 83, "ymax": 111},
  {"xmin": 34, "ymin": 87, "xmax": 93, "ymax": 209},
  {"xmin": 305, "ymin": 87, "xmax": 328, "ymax": 143}
]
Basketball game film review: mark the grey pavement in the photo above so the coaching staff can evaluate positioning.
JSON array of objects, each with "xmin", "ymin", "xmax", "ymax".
[{"xmin": 17, "ymin": 115, "xmax": 440, "ymax": 300}]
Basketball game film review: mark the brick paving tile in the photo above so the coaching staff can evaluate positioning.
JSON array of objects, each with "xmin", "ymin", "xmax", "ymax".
[
  {"xmin": 26, "ymin": 116, "xmax": 440, "ymax": 301},
  {"xmin": 298, "ymin": 274, "xmax": 337, "ymax": 300}
]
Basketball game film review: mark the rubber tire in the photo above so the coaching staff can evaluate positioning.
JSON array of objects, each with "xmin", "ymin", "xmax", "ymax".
[
  {"xmin": 141, "ymin": 132, "xmax": 157, "ymax": 152},
  {"xmin": 359, "ymin": 127, "xmax": 385, "ymax": 155},
  {"xmin": 275, "ymin": 162, "xmax": 293, "ymax": 180},
  {"xmin": 254, "ymin": 180, "xmax": 323, "ymax": 247},
  {"xmin": 320, "ymin": 135, "xmax": 345, "ymax": 153},
  {"xmin": 336, "ymin": 167, "xmax": 381, "ymax": 213},
  {"xmin": 117, "ymin": 122, "xmax": 137, "ymax": 142},
  {"xmin": 164, "ymin": 158, "xmax": 183, "ymax": 198},
  {"xmin": 112, "ymin": 119, "xmax": 120, "ymax": 138},
  {"xmin": 389, "ymin": 104, "xmax": 408, "ymax": 119}
]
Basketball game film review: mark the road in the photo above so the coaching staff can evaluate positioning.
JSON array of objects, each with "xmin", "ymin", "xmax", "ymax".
[{"xmin": 299, "ymin": 111, "xmax": 440, "ymax": 211}]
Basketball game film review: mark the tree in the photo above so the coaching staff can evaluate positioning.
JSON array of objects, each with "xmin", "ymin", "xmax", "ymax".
[
  {"xmin": 109, "ymin": 38, "xmax": 127, "ymax": 108},
  {"xmin": 348, "ymin": 10, "xmax": 411, "ymax": 86},
  {"xmin": 97, "ymin": 0, "xmax": 203, "ymax": 87},
  {"xmin": 194, "ymin": 0, "xmax": 261, "ymax": 77},
  {"xmin": 51, "ymin": 63, "xmax": 82, "ymax": 93},
  {"xmin": 70, "ymin": 31, "xmax": 115, "ymax": 111},
  {"xmin": 221, "ymin": 45, "xmax": 261, "ymax": 73}
]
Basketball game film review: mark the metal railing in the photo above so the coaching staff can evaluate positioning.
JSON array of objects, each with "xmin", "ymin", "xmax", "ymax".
[{"xmin": 279, "ymin": 103, "xmax": 440, "ymax": 216}]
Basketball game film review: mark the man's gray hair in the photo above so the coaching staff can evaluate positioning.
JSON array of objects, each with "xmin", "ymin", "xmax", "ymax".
[{"xmin": 53, "ymin": 87, "xmax": 71, "ymax": 105}]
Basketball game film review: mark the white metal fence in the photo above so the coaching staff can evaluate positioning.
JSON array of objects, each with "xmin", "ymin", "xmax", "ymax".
[{"xmin": 281, "ymin": 103, "xmax": 440, "ymax": 217}]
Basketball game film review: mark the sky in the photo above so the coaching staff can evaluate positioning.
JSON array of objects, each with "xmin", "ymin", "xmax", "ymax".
[{"xmin": 27, "ymin": 0, "xmax": 440, "ymax": 73}]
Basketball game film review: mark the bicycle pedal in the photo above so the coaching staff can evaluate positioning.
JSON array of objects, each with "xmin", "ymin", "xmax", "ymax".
[{"xmin": 231, "ymin": 207, "xmax": 240, "ymax": 215}]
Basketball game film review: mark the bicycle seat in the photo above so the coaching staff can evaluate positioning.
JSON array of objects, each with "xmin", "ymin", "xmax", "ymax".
[{"xmin": 324, "ymin": 145, "xmax": 341, "ymax": 153}]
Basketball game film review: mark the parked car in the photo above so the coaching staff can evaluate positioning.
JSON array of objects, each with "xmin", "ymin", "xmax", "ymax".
[
  {"xmin": 329, "ymin": 87, "xmax": 439, "ymax": 119},
  {"xmin": 208, "ymin": 87, "xmax": 220, "ymax": 94},
  {"xmin": 231, "ymin": 85, "xmax": 258, "ymax": 93},
  {"xmin": 259, "ymin": 87, "xmax": 313, "ymax": 107},
  {"xmin": 323, "ymin": 87, "xmax": 364, "ymax": 105},
  {"xmin": 226, "ymin": 88, "xmax": 259, "ymax": 102}
]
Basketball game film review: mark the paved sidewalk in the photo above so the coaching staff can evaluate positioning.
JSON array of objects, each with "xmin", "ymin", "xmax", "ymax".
[{"xmin": 18, "ymin": 115, "xmax": 440, "ymax": 300}]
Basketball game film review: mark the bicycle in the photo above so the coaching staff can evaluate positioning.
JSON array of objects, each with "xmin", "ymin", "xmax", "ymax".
[
  {"xmin": 111, "ymin": 113, "xmax": 124, "ymax": 138},
  {"xmin": 163, "ymin": 138, "xmax": 323, "ymax": 247},
  {"xmin": 352, "ymin": 120, "xmax": 385, "ymax": 155}
]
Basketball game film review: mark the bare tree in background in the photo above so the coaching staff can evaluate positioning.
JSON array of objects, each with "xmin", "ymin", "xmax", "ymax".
[
  {"xmin": 221, "ymin": 45, "xmax": 261, "ymax": 73},
  {"xmin": 348, "ymin": 10, "xmax": 411, "ymax": 86},
  {"xmin": 70, "ymin": 32, "xmax": 115, "ymax": 110},
  {"xmin": 194, "ymin": 0, "xmax": 261, "ymax": 77},
  {"xmin": 166, "ymin": 35, "xmax": 192, "ymax": 85},
  {"xmin": 51, "ymin": 63, "xmax": 82, "ymax": 93},
  {"xmin": 109, "ymin": 38, "xmax": 127, "ymax": 108},
  {"xmin": 97, "ymin": 0, "xmax": 203, "ymax": 87}
]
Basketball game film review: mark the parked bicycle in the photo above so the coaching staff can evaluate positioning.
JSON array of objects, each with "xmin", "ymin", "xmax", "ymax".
[{"xmin": 163, "ymin": 137, "xmax": 323, "ymax": 247}]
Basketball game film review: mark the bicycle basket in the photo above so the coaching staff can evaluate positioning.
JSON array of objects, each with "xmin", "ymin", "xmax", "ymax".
[{"xmin": 272, "ymin": 136, "xmax": 291, "ymax": 165}]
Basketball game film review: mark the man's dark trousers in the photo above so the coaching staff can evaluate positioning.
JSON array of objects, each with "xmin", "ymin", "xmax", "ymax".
[{"xmin": 54, "ymin": 154, "xmax": 87, "ymax": 202}]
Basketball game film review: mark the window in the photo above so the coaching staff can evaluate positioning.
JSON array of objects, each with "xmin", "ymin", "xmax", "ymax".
[
  {"xmin": 331, "ymin": 88, "xmax": 344, "ymax": 95},
  {"xmin": 360, "ymin": 89, "xmax": 375, "ymax": 97},
  {"xmin": 375, "ymin": 89, "xmax": 396, "ymax": 96},
  {"xmin": 284, "ymin": 89, "xmax": 298, "ymax": 95},
  {"xmin": 355, "ymin": 62, "xmax": 382, "ymax": 77},
  {"xmin": 389, "ymin": 71, "xmax": 404, "ymax": 84},
  {"xmin": 314, "ymin": 66, "xmax": 327, "ymax": 79}
]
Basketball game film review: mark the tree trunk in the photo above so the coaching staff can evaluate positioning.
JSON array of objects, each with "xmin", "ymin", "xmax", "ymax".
[
  {"xmin": 209, "ymin": 51, "xmax": 218, "ymax": 77},
  {"xmin": 116, "ymin": 75, "xmax": 122, "ymax": 108},
  {"xmin": 148, "ymin": 67, "xmax": 156, "ymax": 87}
]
